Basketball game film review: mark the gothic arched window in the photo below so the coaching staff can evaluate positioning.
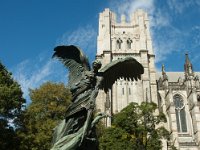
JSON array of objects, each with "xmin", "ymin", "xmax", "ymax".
[
  {"xmin": 116, "ymin": 38, "xmax": 123, "ymax": 49},
  {"xmin": 173, "ymin": 94, "xmax": 187, "ymax": 132},
  {"xmin": 127, "ymin": 38, "xmax": 132, "ymax": 49}
]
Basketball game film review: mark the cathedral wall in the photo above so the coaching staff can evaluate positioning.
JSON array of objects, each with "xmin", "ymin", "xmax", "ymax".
[
  {"xmin": 158, "ymin": 85, "xmax": 200, "ymax": 149},
  {"xmin": 96, "ymin": 8, "xmax": 200, "ymax": 149},
  {"xmin": 96, "ymin": 8, "xmax": 157, "ymax": 118}
]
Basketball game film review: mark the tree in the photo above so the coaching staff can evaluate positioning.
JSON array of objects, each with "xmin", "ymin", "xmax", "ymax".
[
  {"xmin": 99, "ymin": 126, "xmax": 135, "ymax": 150},
  {"xmin": 0, "ymin": 61, "xmax": 26, "ymax": 150},
  {"xmin": 99, "ymin": 102, "xmax": 170, "ymax": 150},
  {"xmin": 18, "ymin": 82, "xmax": 71, "ymax": 150}
]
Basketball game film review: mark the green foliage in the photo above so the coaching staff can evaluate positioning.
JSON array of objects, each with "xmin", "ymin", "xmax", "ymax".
[
  {"xmin": 0, "ymin": 62, "xmax": 25, "ymax": 150},
  {"xmin": 99, "ymin": 127, "xmax": 135, "ymax": 150},
  {"xmin": 0, "ymin": 62, "xmax": 25, "ymax": 121},
  {"xmin": 28, "ymin": 82, "xmax": 71, "ymax": 120},
  {"xmin": 96, "ymin": 120, "xmax": 106, "ymax": 138},
  {"xmin": 99, "ymin": 102, "xmax": 170, "ymax": 150},
  {"xmin": 18, "ymin": 82, "xmax": 71, "ymax": 150}
]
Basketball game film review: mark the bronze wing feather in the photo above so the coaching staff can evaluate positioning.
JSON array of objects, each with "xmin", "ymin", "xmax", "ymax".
[
  {"xmin": 52, "ymin": 45, "xmax": 91, "ymax": 86},
  {"xmin": 99, "ymin": 57, "xmax": 144, "ymax": 92}
]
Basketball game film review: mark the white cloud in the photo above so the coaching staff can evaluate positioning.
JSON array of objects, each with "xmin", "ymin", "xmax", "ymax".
[
  {"xmin": 109, "ymin": 0, "xmax": 176, "ymax": 62},
  {"xmin": 109, "ymin": 0, "xmax": 200, "ymax": 65},
  {"xmin": 152, "ymin": 27, "xmax": 183, "ymax": 62},
  {"xmin": 109, "ymin": 0, "xmax": 169, "ymax": 28},
  {"xmin": 191, "ymin": 26, "xmax": 200, "ymax": 48},
  {"xmin": 150, "ymin": 9, "xmax": 171, "ymax": 28},
  {"xmin": 56, "ymin": 25, "xmax": 97, "ymax": 61},
  {"xmin": 188, "ymin": 26, "xmax": 200, "ymax": 65},
  {"xmin": 167, "ymin": 0, "xmax": 200, "ymax": 14},
  {"xmin": 13, "ymin": 26, "xmax": 97, "ymax": 104},
  {"xmin": 167, "ymin": 0, "xmax": 189, "ymax": 14},
  {"xmin": 12, "ymin": 53, "xmax": 67, "ymax": 104},
  {"xmin": 110, "ymin": 0, "xmax": 154, "ymax": 16},
  {"xmin": 196, "ymin": 0, "xmax": 200, "ymax": 6}
]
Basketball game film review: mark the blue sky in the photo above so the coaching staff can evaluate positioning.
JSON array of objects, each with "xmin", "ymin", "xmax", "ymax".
[{"xmin": 0, "ymin": 0, "xmax": 200, "ymax": 102}]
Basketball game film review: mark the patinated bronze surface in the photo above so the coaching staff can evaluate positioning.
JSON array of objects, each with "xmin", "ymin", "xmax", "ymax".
[{"xmin": 51, "ymin": 45, "xmax": 144, "ymax": 150}]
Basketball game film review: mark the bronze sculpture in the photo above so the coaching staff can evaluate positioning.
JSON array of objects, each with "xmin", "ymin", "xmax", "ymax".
[{"xmin": 51, "ymin": 45, "xmax": 144, "ymax": 150}]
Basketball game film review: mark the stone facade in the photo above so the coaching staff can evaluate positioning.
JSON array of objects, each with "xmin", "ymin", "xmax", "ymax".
[
  {"xmin": 157, "ymin": 57, "xmax": 200, "ymax": 150},
  {"xmin": 95, "ymin": 8, "xmax": 200, "ymax": 150}
]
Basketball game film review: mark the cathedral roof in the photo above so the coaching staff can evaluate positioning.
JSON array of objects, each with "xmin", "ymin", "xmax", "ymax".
[{"xmin": 156, "ymin": 72, "xmax": 200, "ymax": 82}]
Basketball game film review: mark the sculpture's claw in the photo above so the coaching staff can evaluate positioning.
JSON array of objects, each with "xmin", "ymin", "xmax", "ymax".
[
  {"xmin": 91, "ymin": 112, "xmax": 111, "ymax": 128},
  {"xmin": 86, "ymin": 137, "xmax": 96, "ymax": 142}
]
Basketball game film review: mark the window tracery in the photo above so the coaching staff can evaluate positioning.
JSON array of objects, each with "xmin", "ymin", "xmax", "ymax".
[
  {"xmin": 127, "ymin": 38, "xmax": 132, "ymax": 49},
  {"xmin": 173, "ymin": 94, "xmax": 187, "ymax": 132},
  {"xmin": 116, "ymin": 38, "xmax": 123, "ymax": 49}
]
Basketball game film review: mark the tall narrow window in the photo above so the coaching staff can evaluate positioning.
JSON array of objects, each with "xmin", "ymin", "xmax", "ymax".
[
  {"xmin": 127, "ymin": 38, "xmax": 132, "ymax": 49},
  {"xmin": 129, "ymin": 88, "xmax": 131, "ymax": 95},
  {"xmin": 173, "ymin": 94, "xmax": 187, "ymax": 132},
  {"xmin": 117, "ymin": 38, "xmax": 123, "ymax": 49},
  {"xmin": 122, "ymin": 88, "xmax": 124, "ymax": 95}
]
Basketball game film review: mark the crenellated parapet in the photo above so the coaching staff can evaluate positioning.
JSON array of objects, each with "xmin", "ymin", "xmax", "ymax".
[
  {"xmin": 97, "ymin": 8, "xmax": 153, "ymax": 56},
  {"xmin": 96, "ymin": 8, "xmax": 157, "ymax": 126}
]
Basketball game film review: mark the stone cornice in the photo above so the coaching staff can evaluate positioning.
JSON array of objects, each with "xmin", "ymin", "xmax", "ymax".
[
  {"xmin": 112, "ymin": 52, "xmax": 140, "ymax": 56},
  {"xmin": 139, "ymin": 49, "xmax": 148, "ymax": 53}
]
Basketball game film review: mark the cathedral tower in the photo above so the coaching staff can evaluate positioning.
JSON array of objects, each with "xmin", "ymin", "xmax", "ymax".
[
  {"xmin": 95, "ymin": 8, "xmax": 200, "ymax": 149},
  {"xmin": 96, "ymin": 9, "xmax": 157, "ymax": 125}
]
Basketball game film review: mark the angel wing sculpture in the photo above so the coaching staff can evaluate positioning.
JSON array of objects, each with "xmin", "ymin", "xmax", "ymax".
[{"xmin": 51, "ymin": 45, "xmax": 144, "ymax": 150}]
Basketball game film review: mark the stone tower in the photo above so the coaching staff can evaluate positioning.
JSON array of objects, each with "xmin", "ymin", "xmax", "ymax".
[
  {"xmin": 95, "ymin": 8, "xmax": 200, "ymax": 149},
  {"xmin": 95, "ymin": 8, "xmax": 157, "ymax": 126}
]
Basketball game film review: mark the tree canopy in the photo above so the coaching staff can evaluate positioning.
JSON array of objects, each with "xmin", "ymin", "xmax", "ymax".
[
  {"xmin": 0, "ymin": 62, "xmax": 25, "ymax": 150},
  {"xmin": 18, "ymin": 82, "xmax": 72, "ymax": 150},
  {"xmin": 99, "ymin": 102, "xmax": 170, "ymax": 150}
]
